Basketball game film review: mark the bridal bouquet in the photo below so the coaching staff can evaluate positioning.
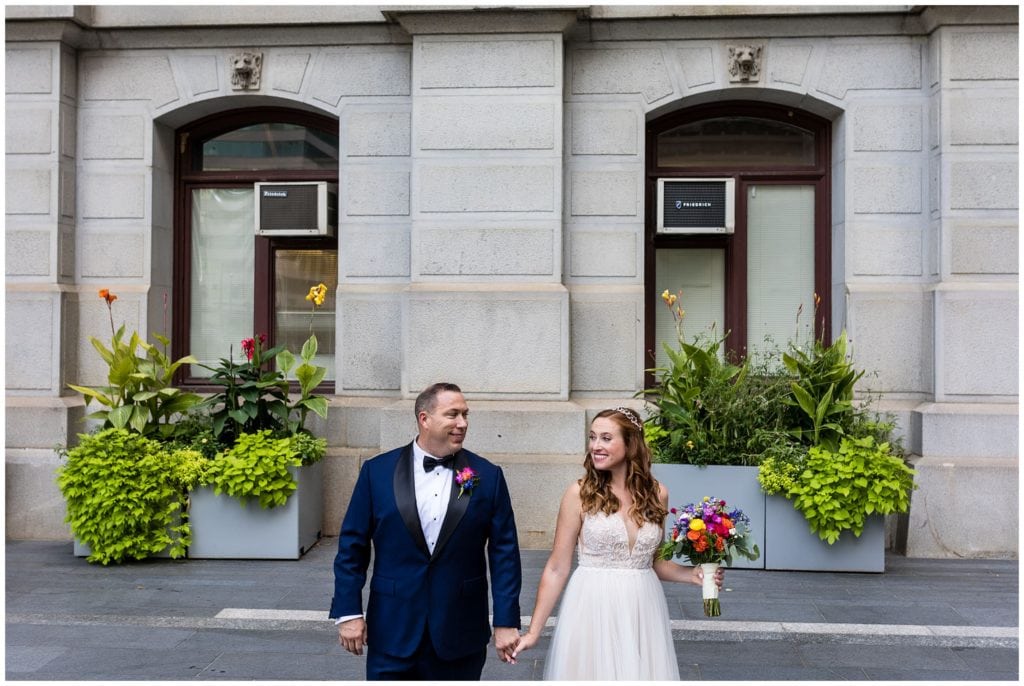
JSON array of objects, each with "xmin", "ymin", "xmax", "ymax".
[{"xmin": 659, "ymin": 496, "xmax": 760, "ymax": 616}]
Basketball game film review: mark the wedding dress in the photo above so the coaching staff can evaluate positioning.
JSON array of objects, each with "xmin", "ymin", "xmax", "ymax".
[{"xmin": 543, "ymin": 511, "xmax": 680, "ymax": 680}]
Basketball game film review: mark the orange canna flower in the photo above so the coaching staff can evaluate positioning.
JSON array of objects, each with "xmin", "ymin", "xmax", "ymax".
[
  {"xmin": 693, "ymin": 537, "xmax": 708, "ymax": 552},
  {"xmin": 714, "ymin": 536, "xmax": 725, "ymax": 551},
  {"xmin": 687, "ymin": 530, "xmax": 701, "ymax": 541},
  {"xmin": 98, "ymin": 288, "xmax": 118, "ymax": 336}
]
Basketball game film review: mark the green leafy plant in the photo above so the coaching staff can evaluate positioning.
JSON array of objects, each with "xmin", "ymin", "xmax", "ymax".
[
  {"xmin": 57, "ymin": 428, "xmax": 204, "ymax": 564},
  {"xmin": 200, "ymin": 331, "xmax": 330, "ymax": 446},
  {"xmin": 201, "ymin": 430, "xmax": 304, "ymax": 508},
  {"xmin": 782, "ymin": 330, "xmax": 865, "ymax": 450},
  {"xmin": 163, "ymin": 410, "xmax": 220, "ymax": 459},
  {"xmin": 69, "ymin": 289, "xmax": 201, "ymax": 438},
  {"xmin": 645, "ymin": 287, "xmax": 916, "ymax": 545},
  {"xmin": 199, "ymin": 334, "xmax": 291, "ymax": 446},
  {"xmin": 289, "ymin": 429, "xmax": 327, "ymax": 466},
  {"xmin": 277, "ymin": 334, "xmax": 329, "ymax": 434},
  {"xmin": 754, "ymin": 435, "xmax": 809, "ymax": 496},
  {"xmin": 778, "ymin": 436, "xmax": 916, "ymax": 544},
  {"xmin": 640, "ymin": 291, "xmax": 791, "ymax": 466}
]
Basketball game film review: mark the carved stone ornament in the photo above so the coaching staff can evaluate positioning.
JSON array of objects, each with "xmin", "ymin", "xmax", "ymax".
[
  {"xmin": 230, "ymin": 51, "xmax": 263, "ymax": 91},
  {"xmin": 727, "ymin": 44, "xmax": 763, "ymax": 83}
]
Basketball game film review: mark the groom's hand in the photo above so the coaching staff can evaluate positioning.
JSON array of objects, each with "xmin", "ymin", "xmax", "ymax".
[
  {"xmin": 338, "ymin": 617, "xmax": 368, "ymax": 656},
  {"xmin": 493, "ymin": 627, "xmax": 520, "ymax": 664}
]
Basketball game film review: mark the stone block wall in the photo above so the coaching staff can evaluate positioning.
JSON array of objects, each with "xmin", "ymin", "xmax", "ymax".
[
  {"xmin": 902, "ymin": 23, "xmax": 1019, "ymax": 558},
  {"xmin": 4, "ymin": 7, "xmax": 1018, "ymax": 557},
  {"xmin": 6, "ymin": 39, "xmax": 81, "ymax": 534},
  {"xmin": 401, "ymin": 26, "xmax": 570, "ymax": 398}
]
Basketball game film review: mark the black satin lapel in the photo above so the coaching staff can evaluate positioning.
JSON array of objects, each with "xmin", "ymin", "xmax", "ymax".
[
  {"xmin": 394, "ymin": 443, "xmax": 430, "ymax": 557},
  {"xmin": 432, "ymin": 450, "xmax": 471, "ymax": 560}
]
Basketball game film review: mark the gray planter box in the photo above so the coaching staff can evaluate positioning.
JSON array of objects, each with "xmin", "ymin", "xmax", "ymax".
[
  {"xmin": 652, "ymin": 464, "xmax": 885, "ymax": 572},
  {"xmin": 187, "ymin": 460, "xmax": 324, "ymax": 560},
  {"xmin": 764, "ymin": 494, "xmax": 885, "ymax": 572},
  {"xmin": 652, "ymin": 464, "xmax": 765, "ymax": 570}
]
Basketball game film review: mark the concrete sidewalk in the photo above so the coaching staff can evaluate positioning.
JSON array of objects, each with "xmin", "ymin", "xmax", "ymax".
[{"xmin": 5, "ymin": 538, "xmax": 1018, "ymax": 681}]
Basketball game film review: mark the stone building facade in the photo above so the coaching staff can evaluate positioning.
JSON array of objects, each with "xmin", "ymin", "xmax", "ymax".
[{"xmin": 5, "ymin": 5, "xmax": 1018, "ymax": 557}]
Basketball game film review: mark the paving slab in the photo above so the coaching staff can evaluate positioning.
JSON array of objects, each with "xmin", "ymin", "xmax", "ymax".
[{"xmin": 4, "ymin": 539, "xmax": 1017, "ymax": 681}]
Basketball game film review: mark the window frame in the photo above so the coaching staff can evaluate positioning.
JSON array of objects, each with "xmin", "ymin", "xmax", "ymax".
[
  {"xmin": 644, "ymin": 101, "xmax": 832, "ymax": 375},
  {"xmin": 173, "ymin": 107, "xmax": 339, "ymax": 389}
]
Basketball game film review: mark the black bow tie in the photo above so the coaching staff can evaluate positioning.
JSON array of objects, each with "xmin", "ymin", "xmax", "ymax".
[{"xmin": 423, "ymin": 454, "xmax": 455, "ymax": 472}]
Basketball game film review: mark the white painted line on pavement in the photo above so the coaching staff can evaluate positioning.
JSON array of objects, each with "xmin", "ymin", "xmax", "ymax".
[
  {"xmin": 215, "ymin": 608, "xmax": 1016, "ymax": 645},
  {"xmin": 217, "ymin": 608, "xmax": 329, "ymax": 621}
]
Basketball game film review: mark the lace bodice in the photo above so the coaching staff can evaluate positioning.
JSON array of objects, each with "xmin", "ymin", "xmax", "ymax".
[{"xmin": 577, "ymin": 512, "xmax": 662, "ymax": 570}]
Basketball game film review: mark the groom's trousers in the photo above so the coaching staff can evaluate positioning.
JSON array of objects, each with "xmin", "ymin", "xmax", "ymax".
[{"xmin": 366, "ymin": 626, "xmax": 487, "ymax": 681}]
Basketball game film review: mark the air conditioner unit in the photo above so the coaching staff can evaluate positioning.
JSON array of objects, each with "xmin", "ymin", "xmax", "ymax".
[
  {"xmin": 255, "ymin": 181, "xmax": 337, "ymax": 236},
  {"xmin": 656, "ymin": 178, "xmax": 735, "ymax": 234}
]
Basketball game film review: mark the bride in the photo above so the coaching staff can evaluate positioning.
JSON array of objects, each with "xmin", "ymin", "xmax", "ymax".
[{"xmin": 512, "ymin": 407, "xmax": 723, "ymax": 680}]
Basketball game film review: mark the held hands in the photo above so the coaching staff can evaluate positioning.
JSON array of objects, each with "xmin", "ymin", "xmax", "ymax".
[
  {"xmin": 337, "ymin": 617, "xmax": 368, "ymax": 656},
  {"xmin": 692, "ymin": 564, "xmax": 725, "ymax": 589},
  {"xmin": 510, "ymin": 630, "xmax": 540, "ymax": 662},
  {"xmin": 493, "ymin": 627, "xmax": 521, "ymax": 664}
]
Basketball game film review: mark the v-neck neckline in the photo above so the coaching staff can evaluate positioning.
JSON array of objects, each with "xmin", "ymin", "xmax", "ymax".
[{"xmin": 612, "ymin": 511, "xmax": 642, "ymax": 556}]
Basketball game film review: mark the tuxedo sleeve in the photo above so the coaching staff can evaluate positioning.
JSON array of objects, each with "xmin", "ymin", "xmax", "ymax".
[
  {"xmin": 486, "ymin": 466, "xmax": 522, "ymax": 629},
  {"xmin": 329, "ymin": 461, "xmax": 374, "ymax": 619}
]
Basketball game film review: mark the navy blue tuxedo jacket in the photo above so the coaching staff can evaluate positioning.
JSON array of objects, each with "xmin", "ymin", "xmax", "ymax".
[{"xmin": 329, "ymin": 443, "xmax": 522, "ymax": 660}]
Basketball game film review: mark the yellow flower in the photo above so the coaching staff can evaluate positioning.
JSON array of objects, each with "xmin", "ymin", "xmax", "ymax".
[
  {"xmin": 689, "ymin": 519, "xmax": 706, "ymax": 531},
  {"xmin": 306, "ymin": 283, "xmax": 327, "ymax": 307},
  {"xmin": 686, "ymin": 440, "xmax": 694, "ymax": 450}
]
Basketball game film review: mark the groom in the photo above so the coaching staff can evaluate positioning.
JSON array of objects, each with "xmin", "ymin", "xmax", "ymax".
[{"xmin": 330, "ymin": 382, "xmax": 522, "ymax": 680}]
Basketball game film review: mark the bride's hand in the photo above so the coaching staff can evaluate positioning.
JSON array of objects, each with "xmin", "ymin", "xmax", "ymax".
[
  {"xmin": 511, "ymin": 631, "xmax": 540, "ymax": 660},
  {"xmin": 692, "ymin": 564, "xmax": 725, "ymax": 589}
]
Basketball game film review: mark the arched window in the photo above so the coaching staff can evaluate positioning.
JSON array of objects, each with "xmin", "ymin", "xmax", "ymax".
[
  {"xmin": 645, "ymin": 102, "xmax": 831, "ymax": 370},
  {"xmin": 174, "ymin": 108, "xmax": 339, "ymax": 385}
]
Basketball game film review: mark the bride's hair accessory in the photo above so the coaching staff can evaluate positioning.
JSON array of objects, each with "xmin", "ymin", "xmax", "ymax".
[{"xmin": 612, "ymin": 407, "xmax": 643, "ymax": 432}]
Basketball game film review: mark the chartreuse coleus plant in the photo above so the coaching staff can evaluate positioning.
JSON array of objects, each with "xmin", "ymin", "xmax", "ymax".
[
  {"xmin": 57, "ymin": 428, "xmax": 206, "ymax": 564},
  {"xmin": 760, "ymin": 435, "xmax": 916, "ymax": 544},
  {"xmin": 200, "ymin": 429, "xmax": 326, "ymax": 509}
]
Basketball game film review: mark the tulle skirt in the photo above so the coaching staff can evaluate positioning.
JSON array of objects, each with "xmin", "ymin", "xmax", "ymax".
[{"xmin": 543, "ymin": 565, "xmax": 679, "ymax": 681}]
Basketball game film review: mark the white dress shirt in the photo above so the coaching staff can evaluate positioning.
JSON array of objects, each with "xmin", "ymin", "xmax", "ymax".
[
  {"xmin": 412, "ymin": 439, "xmax": 454, "ymax": 554},
  {"xmin": 335, "ymin": 439, "xmax": 454, "ymax": 625}
]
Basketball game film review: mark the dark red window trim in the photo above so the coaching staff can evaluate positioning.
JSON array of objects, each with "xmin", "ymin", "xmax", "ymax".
[
  {"xmin": 173, "ymin": 107, "xmax": 339, "ymax": 390},
  {"xmin": 644, "ymin": 101, "xmax": 831, "ymax": 380}
]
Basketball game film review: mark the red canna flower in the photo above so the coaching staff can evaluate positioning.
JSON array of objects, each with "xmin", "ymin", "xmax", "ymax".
[{"xmin": 241, "ymin": 337, "xmax": 255, "ymax": 361}]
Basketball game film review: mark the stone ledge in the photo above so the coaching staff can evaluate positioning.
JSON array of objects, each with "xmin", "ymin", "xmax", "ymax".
[
  {"xmin": 5, "ymin": 397, "xmax": 86, "ymax": 450},
  {"xmin": 915, "ymin": 402, "xmax": 1019, "ymax": 458}
]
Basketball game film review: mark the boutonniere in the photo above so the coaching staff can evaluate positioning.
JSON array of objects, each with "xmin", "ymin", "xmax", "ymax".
[{"xmin": 455, "ymin": 467, "xmax": 479, "ymax": 499}]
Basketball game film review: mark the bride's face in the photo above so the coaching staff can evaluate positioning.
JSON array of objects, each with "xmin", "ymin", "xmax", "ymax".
[{"xmin": 588, "ymin": 417, "xmax": 627, "ymax": 473}]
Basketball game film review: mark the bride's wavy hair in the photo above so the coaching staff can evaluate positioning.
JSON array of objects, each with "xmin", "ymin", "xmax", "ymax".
[{"xmin": 578, "ymin": 408, "xmax": 667, "ymax": 527}]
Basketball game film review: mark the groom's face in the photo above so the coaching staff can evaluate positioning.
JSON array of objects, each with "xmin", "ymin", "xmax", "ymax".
[{"xmin": 418, "ymin": 390, "xmax": 469, "ymax": 457}]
